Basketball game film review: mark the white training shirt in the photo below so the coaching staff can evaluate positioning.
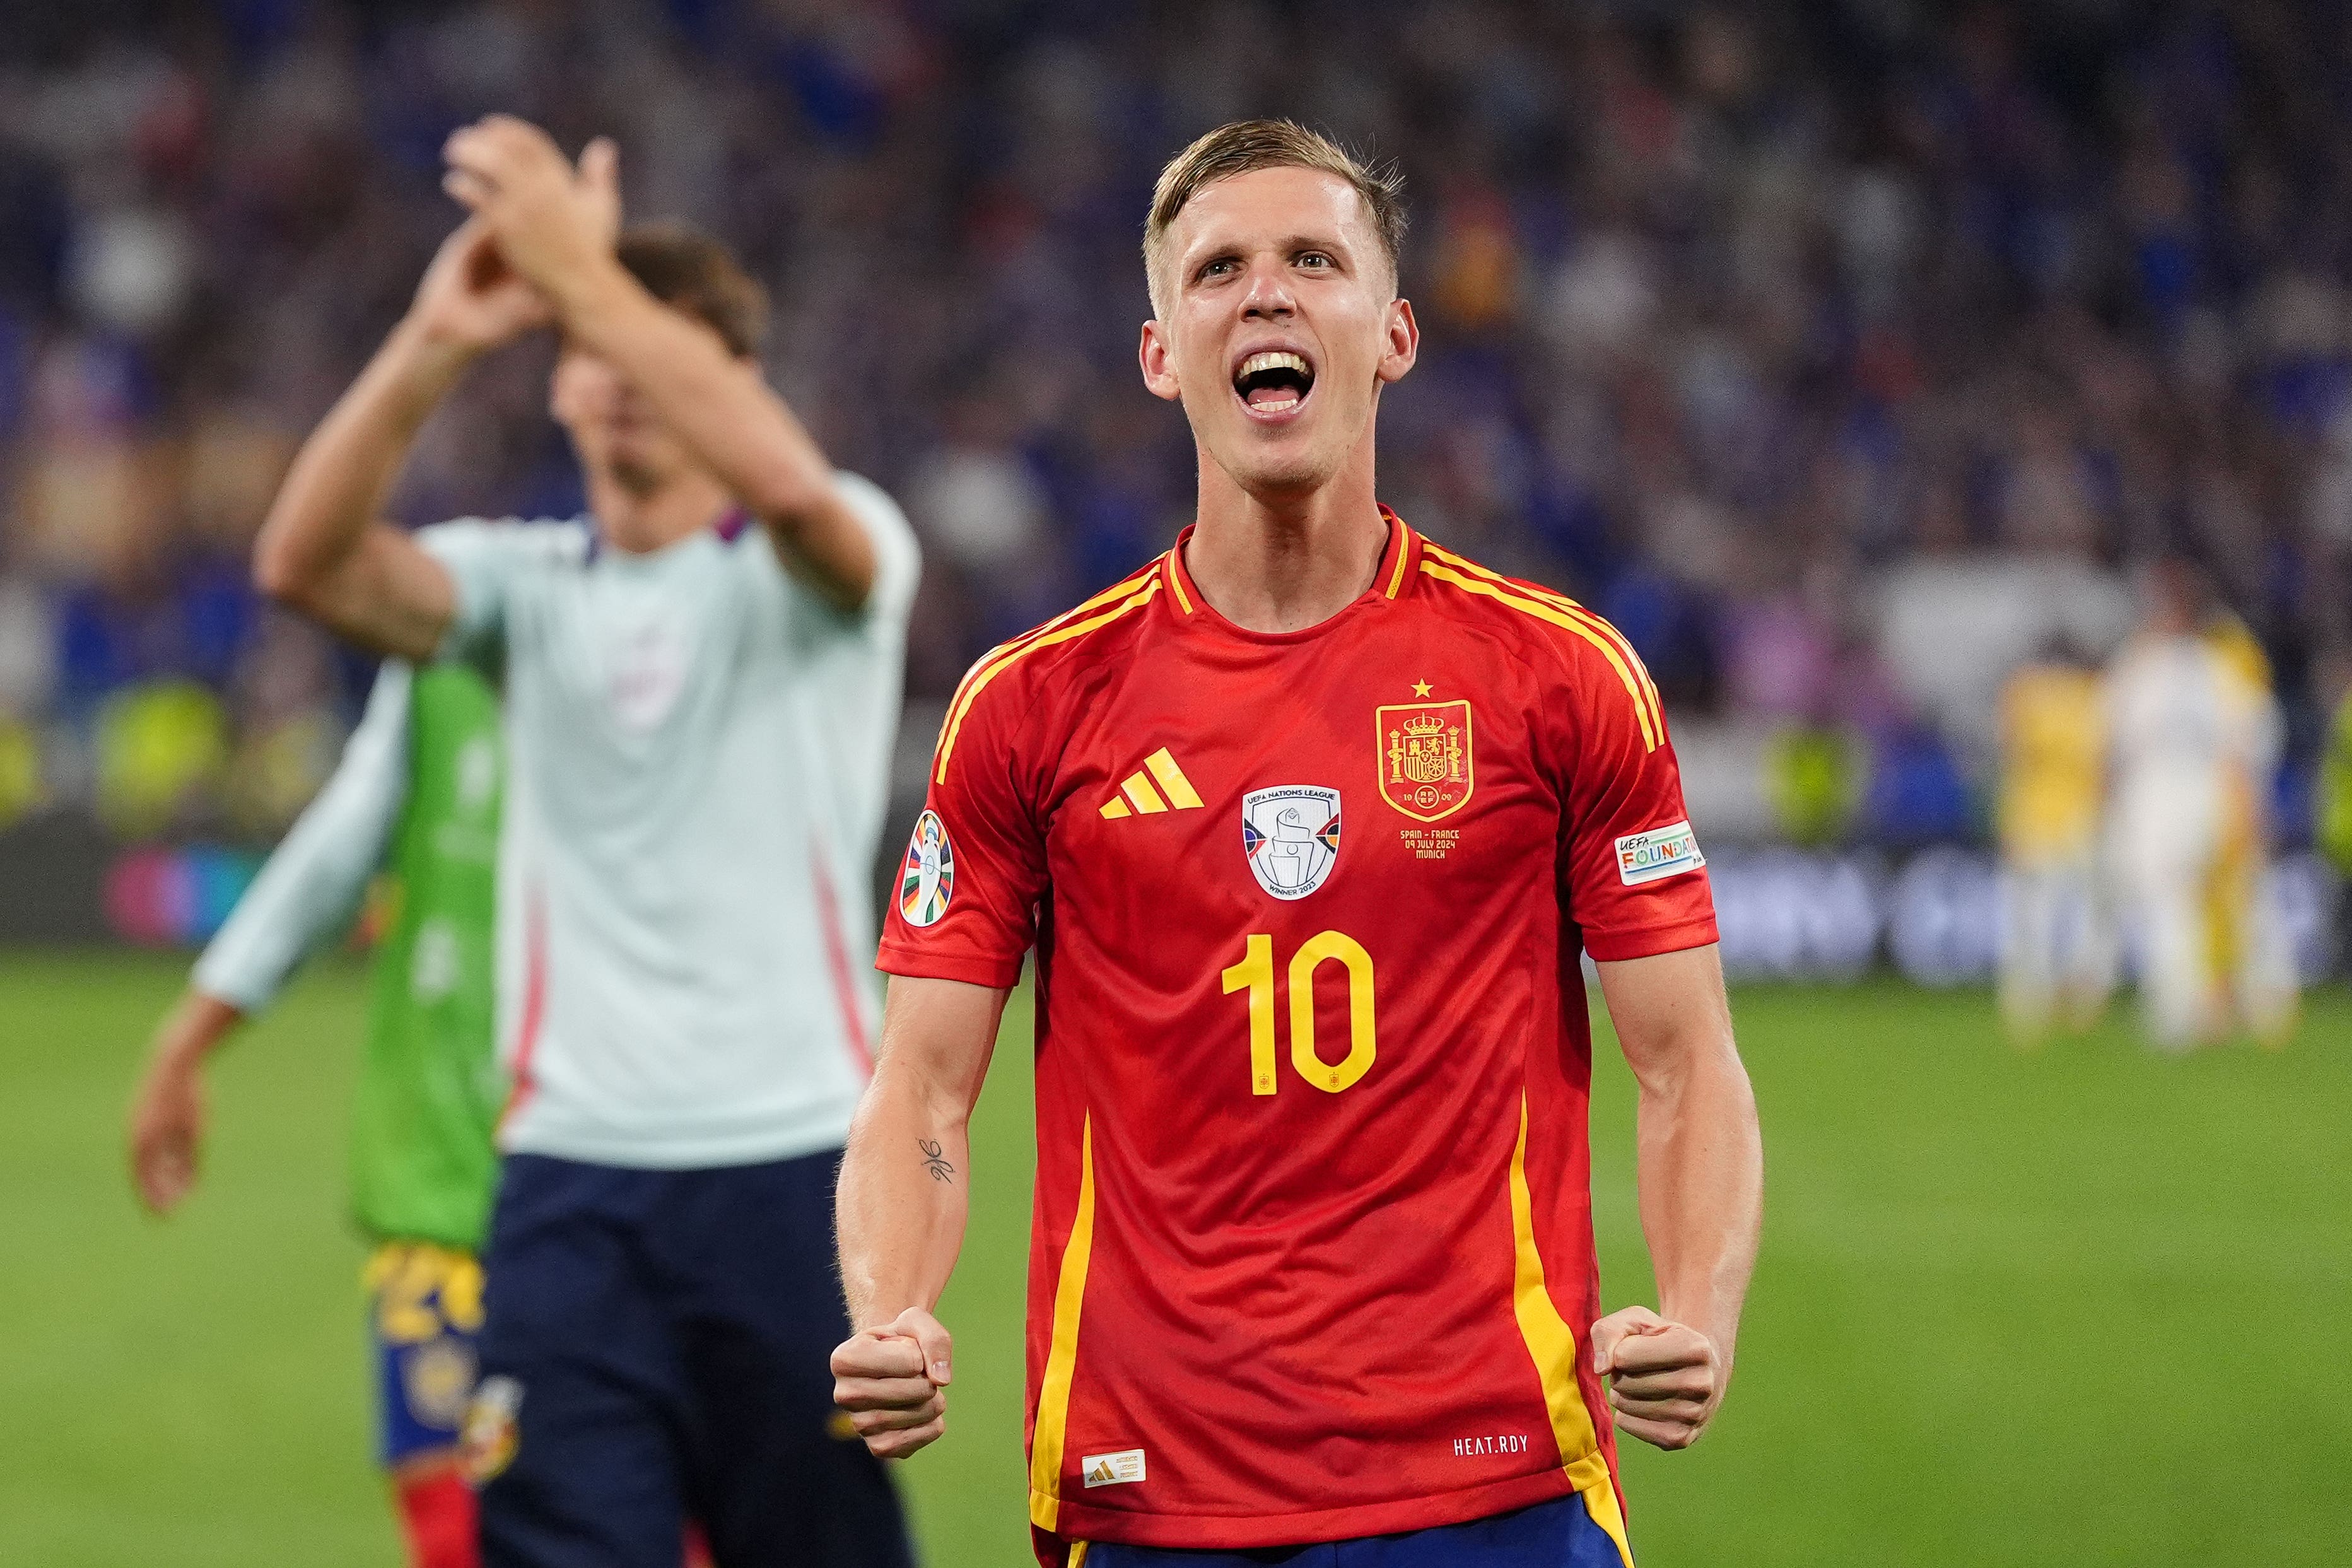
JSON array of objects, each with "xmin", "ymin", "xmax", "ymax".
[{"xmin": 424, "ymin": 475, "xmax": 919, "ymax": 1169}]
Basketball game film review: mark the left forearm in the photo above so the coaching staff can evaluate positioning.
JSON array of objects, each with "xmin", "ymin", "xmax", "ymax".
[{"xmin": 1636, "ymin": 1049, "xmax": 1762, "ymax": 1364}]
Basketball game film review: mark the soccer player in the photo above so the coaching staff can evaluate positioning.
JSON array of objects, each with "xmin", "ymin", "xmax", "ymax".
[
  {"xmin": 250, "ymin": 117, "xmax": 919, "ymax": 1567},
  {"xmin": 128, "ymin": 657, "xmax": 501, "ymax": 1568},
  {"xmin": 2104, "ymin": 562, "xmax": 2294, "ymax": 1048},
  {"xmin": 1994, "ymin": 640, "xmax": 2114, "ymax": 1041},
  {"xmin": 832, "ymin": 121, "xmax": 1764, "ymax": 1567}
]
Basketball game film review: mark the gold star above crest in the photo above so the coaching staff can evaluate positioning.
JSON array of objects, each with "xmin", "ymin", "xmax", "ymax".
[{"xmin": 1411, "ymin": 679, "xmax": 1434, "ymax": 698}]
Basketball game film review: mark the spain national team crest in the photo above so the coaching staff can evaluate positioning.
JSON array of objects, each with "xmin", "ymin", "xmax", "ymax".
[
  {"xmin": 899, "ymin": 810, "xmax": 955, "ymax": 927},
  {"xmin": 1242, "ymin": 786, "xmax": 1343, "ymax": 899},
  {"xmin": 1378, "ymin": 699, "xmax": 1475, "ymax": 821}
]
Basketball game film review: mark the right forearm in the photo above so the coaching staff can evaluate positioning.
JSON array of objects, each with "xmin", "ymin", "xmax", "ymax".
[
  {"xmin": 837, "ymin": 1070, "xmax": 973, "ymax": 1329},
  {"xmin": 254, "ymin": 319, "xmax": 470, "ymax": 601}
]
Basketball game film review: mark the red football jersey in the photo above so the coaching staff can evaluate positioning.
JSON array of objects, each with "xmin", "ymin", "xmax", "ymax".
[{"xmin": 878, "ymin": 513, "xmax": 1716, "ymax": 1564}]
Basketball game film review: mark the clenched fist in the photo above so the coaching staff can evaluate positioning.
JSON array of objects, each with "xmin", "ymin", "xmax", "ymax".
[
  {"xmin": 831, "ymin": 1306, "xmax": 954, "ymax": 1460},
  {"xmin": 1590, "ymin": 1304, "xmax": 1727, "ymax": 1451}
]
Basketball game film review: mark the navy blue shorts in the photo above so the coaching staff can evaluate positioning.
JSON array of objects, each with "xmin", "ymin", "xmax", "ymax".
[
  {"xmin": 365, "ymin": 1243, "xmax": 483, "ymax": 1470},
  {"xmin": 1074, "ymin": 1489, "xmax": 1630, "ymax": 1567},
  {"xmin": 468, "ymin": 1149, "xmax": 914, "ymax": 1568}
]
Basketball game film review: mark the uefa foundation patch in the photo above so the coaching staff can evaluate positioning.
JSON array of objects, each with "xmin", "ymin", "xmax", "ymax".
[
  {"xmin": 1615, "ymin": 821, "xmax": 1704, "ymax": 886},
  {"xmin": 1082, "ymin": 1448, "xmax": 1146, "ymax": 1488}
]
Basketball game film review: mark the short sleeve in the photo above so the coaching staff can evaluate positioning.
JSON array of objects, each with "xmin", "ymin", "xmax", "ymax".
[
  {"xmin": 1553, "ymin": 650, "xmax": 1719, "ymax": 962},
  {"xmin": 418, "ymin": 518, "xmax": 586, "ymax": 672},
  {"xmin": 835, "ymin": 471, "xmax": 922, "ymax": 628},
  {"xmin": 875, "ymin": 672, "xmax": 1048, "ymax": 990}
]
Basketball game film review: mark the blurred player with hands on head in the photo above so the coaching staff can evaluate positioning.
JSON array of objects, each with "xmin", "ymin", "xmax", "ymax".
[
  {"xmin": 835, "ymin": 120, "xmax": 1763, "ymax": 1567},
  {"xmin": 254, "ymin": 115, "xmax": 920, "ymax": 1567},
  {"xmin": 128, "ymin": 657, "xmax": 502, "ymax": 1568}
]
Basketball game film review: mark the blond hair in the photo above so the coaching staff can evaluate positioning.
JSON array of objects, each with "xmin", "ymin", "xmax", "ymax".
[{"xmin": 1143, "ymin": 119, "xmax": 1406, "ymax": 316}]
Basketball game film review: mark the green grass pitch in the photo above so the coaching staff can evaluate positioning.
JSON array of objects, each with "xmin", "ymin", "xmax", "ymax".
[{"xmin": 2, "ymin": 950, "xmax": 2346, "ymax": 1565}]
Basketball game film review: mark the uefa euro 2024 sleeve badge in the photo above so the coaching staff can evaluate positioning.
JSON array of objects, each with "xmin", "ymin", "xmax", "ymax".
[
  {"xmin": 1377, "ymin": 698, "xmax": 1474, "ymax": 821},
  {"xmin": 1242, "ymin": 786, "xmax": 1343, "ymax": 899},
  {"xmin": 899, "ymin": 810, "xmax": 955, "ymax": 927}
]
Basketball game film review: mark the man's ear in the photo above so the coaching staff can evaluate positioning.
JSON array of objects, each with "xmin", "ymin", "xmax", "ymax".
[
  {"xmin": 1376, "ymin": 296, "xmax": 1419, "ymax": 386},
  {"xmin": 1138, "ymin": 319, "xmax": 1183, "ymax": 404}
]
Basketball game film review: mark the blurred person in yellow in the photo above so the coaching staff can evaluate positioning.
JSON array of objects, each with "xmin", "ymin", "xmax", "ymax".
[
  {"xmin": 2102, "ymin": 561, "xmax": 2295, "ymax": 1050},
  {"xmin": 1995, "ymin": 639, "xmax": 2112, "ymax": 1041}
]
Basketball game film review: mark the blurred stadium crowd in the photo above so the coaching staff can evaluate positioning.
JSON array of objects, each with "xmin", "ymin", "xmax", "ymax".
[{"xmin": 2, "ymin": 0, "xmax": 2351, "ymax": 855}]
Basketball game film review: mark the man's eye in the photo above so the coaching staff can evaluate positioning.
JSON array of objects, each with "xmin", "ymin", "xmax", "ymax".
[
  {"xmin": 1298, "ymin": 252, "xmax": 1333, "ymax": 269},
  {"xmin": 1200, "ymin": 259, "xmax": 1236, "ymax": 279}
]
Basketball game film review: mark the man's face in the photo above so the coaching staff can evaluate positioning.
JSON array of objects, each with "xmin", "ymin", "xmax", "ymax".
[
  {"xmin": 1140, "ymin": 167, "xmax": 1417, "ymax": 499},
  {"xmin": 549, "ymin": 325, "xmax": 719, "ymax": 496}
]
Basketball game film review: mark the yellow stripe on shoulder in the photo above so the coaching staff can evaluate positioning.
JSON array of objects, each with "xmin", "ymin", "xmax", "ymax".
[
  {"xmin": 1419, "ymin": 559, "xmax": 1661, "ymax": 751},
  {"xmin": 1418, "ymin": 541, "xmax": 1663, "ymax": 727},
  {"xmin": 1163, "ymin": 550, "xmax": 1195, "ymax": 614},
  {"xmin": 1384, "ymin": 521, "xmax": 1416, "ymax": 599},
  {"xmin": 935, "ymin": 573, "xmax": 1162, "ymax": 782},
  {"xmin": 939, "ymin": 563, "xmax": 1159, "ymax": 720}
]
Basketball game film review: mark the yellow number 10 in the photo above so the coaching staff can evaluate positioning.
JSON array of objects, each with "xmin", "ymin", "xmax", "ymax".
[{"xmin": 1220, "ymin": 931, "xmax": 1378, "ymax": 1096}]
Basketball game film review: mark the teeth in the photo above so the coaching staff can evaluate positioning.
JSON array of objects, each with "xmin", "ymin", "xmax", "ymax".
[{"xmin": 1237, "ymin": 351, "xmax": 1310, "ymax": 382}]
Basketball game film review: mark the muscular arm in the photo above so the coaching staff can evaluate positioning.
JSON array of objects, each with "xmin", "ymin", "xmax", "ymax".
[
  {"xmin": 831, "ymin": 974, "xmax": 1009, "ymax": 1458},
  {"xmin": 250, "ymin": 322, "xmax": 462, "ymax": 660},
  {"xmin": 1591, "ymin": 942, "xmax": 1762, "ymax": 1449},
  {"xmin": 254, "ymin": 216, "xmax": 549, "ymax": 658}
]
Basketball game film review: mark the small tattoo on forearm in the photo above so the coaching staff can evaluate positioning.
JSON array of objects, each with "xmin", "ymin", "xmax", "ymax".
[{"xmin": 918, "ymin": 1139, "xmax": 954, "ymax": 1183}]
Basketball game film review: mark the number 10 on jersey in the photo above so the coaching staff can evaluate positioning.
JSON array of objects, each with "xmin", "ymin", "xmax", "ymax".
[{"xmin": 1220, "ymin": 932, "xmax": 1378, "ymax": 1094}]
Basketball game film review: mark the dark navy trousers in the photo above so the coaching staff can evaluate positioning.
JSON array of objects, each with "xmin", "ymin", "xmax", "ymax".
[
  {"xmin": 1077, "ymin": 1489, "xmax": 1629, "ymax": 1567},
  {"xmin": 474, "ymin": 1148, "xmax": 914, "ymax": 1568}
]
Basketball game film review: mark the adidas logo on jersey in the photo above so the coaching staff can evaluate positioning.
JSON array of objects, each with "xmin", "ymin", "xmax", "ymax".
[
  {"xmin": 1098, "ymin": 748, "xmax": 1204, "ymax": 819},
  {"xmin": 1080, "ymin": 1448, "xmax": 1146, "ymax": 1487}
]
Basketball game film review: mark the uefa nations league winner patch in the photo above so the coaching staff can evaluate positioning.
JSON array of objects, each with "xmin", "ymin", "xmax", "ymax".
[{"xmin": 1615, "ymin": 821, "xmax": 1704, "ymax": 886}]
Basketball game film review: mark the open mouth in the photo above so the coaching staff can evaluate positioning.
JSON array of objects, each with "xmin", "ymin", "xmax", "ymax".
[{"xmin": 1233, "ymin": 350, "xmax": 1315, "ymax": 417}]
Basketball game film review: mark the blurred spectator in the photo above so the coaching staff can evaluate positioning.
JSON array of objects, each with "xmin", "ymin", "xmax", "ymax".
[{"xmin": 0, "ymin": 0, "xmax": 2346, "ymax": 852}]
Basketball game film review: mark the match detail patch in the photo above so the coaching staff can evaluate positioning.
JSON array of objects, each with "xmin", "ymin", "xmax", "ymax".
[
  {"xmin": 899, "ymin": 811, "xmax": 956, "ymax": 927},
  {"xmin": 1082, "ymin": 1448, "xmax": 1146, "ymax": 1488},
  {"xmin": 1616, "ymin": 821, "xmax": 1704, "ymax": 886}
]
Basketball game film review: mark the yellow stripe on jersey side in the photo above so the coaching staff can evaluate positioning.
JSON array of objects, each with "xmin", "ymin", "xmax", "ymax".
[
  {"xmin": 1509, "ymin": 1095, "xmax": 1637, "ymax": 1568},
  {"xmin": 1029, "ymin": 1115, "xmax": 1099, "ymax": 1535},
  {"xmin": 1419, "ymin": 542, "xmax": 1663, "ymax": 740},
  {"xmin": 1419, "ymin": 561, "xmax": 1660, "ymax": 752},
  {"xmin": 937, "ymin": 574, "xmax": 1162, "ymax": 782},
  {"xmin": 1068, "ymin": 1545, "xmax": 1091, "ymax": 1567}
]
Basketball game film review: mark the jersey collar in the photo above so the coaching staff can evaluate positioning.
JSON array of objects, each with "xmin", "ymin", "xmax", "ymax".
[{"xmin": 1162, "ymin": 505, "xmax": 1421, "ymax": 638}]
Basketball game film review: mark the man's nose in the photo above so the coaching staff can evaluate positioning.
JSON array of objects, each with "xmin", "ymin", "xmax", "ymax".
[{"xmin": 1239, "ymin": 261, "xmax": 1296, "ymax": 319}]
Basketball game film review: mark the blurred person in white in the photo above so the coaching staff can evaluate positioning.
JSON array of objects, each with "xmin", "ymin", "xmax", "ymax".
[
  {"xmin": 2103, "ymin": 561, "xmax": 2295, "ymax": 1050},
  {"xmin": 1994, "ymin": 637, "xmax": 2114, "ymax": 1043},
  {"xmin": 249, "ymin": 117, "xmax": 919, "ymax": 1568}
]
